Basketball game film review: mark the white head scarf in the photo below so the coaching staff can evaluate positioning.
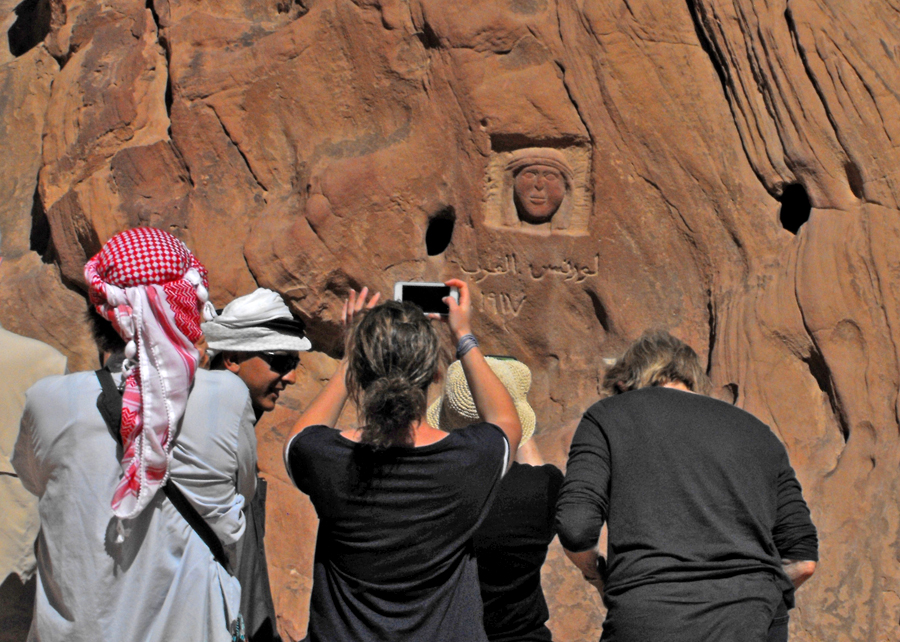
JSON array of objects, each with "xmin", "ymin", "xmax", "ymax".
[{"xmin": 202, "ymin": 288, "xmax": 311, "ymax": 356}]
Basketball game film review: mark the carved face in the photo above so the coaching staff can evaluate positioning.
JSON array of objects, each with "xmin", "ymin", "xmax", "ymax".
[{"xmin": 513, "ymin": 164, "xmax": 566, "ymax": 223}]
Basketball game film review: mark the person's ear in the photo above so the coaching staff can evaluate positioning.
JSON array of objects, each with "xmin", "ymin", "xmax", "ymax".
[{"xmin": 222, "ymin": 352, "xmax": 242, "ymax": 374}]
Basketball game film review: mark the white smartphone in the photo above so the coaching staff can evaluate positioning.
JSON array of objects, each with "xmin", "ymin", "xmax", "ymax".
[{"xmin": 394, "ymin": 282, "xmax": 459, "ymax": 316}]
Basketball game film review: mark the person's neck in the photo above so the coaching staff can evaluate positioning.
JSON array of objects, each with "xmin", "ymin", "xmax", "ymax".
[
  {"xmin": 410, "ymin": 418, "xmax": 448, "ymax": 446},
  {"xmin": 103, "ymin": 351, "xmax": 126, "ymax": 371},
  {"xmin": 660, "ymin": 381, "xmax": 692, "ymax": 393},
  {"xmin": 341, "ymin": 416, "xmax": 448, "ymax": 447}
]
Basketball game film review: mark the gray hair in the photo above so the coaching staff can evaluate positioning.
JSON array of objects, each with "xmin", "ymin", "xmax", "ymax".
[{"xmin": 603, "ymin": 331, "xmax": 711, "ymax": 396}]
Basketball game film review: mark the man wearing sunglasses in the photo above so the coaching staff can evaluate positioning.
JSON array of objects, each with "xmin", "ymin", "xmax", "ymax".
[
  {"xmin": 205, "ymin": 290, "xmax": 310, "ymax": 420},
  {"xmin": 218, "ymin": 350, "xmax": 301, "ymax": 418},
  {"xmin": 203, "ymin": 288, "xmax": 311, "ymax": 642}
]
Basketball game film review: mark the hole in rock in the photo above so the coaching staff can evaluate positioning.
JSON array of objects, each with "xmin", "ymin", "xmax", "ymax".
[
  {"xmin": 29, "ymin": 186, "xmax": 55, "ymax": 263},
  {"xmin": 778, "ymin": 183, "xmax": 811, "ymax": 234},
  {"xmin": 415, "ymin": 20, "xmax": 440, "ymax": 50},
  {"xmin": 8, "ymin": 0, "xmax": 52, "ymax": 57},
  {"xmin": 722, "ymin": 383, "xmax": 739, "ymax": 404},
  {"xmin": 425, "ymin": 209, "xmax": 455, "ymax": 256},
  {"xmin": 845, "ymin": 161, "xmax": 864, "ymax": 199}
]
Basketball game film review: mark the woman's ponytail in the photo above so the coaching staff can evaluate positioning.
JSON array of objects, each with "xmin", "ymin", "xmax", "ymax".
[{"xmin": 346, "ymin": 301, "xmax": 441, "ymax": 449}]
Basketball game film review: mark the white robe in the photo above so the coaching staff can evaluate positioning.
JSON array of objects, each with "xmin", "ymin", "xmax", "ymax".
[
  {"xmin": 0, "ymin": 326, "xmax": 67, "ymax": 582},
  {"xmin": 12, "ymin": 368, "xmax": 257, "ymax": 642}
]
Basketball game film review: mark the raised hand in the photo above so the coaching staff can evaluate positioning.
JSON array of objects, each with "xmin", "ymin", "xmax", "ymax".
[
  {"xmin": 442, "ymin": 278, "xmax": 472, "ymax": 342},
  {"xmin": 341, "ymin": 286, "xmax": 381, "ymax": 328}
]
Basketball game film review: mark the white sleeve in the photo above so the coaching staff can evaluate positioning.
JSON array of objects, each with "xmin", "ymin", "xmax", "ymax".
[
  {"xmin": 235, "ymin": 396, "xmax": 258, "ymax": 504},
  {"xmin": 11, "ymin": 400, "xmax": 44, "ymax": 497}
]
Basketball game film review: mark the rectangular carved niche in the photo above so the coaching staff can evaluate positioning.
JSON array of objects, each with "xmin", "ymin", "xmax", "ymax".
[{"xmin": 483, "ymin": 145, "xmax": 591, "ymax": 235}]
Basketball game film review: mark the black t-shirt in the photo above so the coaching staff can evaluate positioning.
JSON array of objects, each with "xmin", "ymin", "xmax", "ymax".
[
  {"xmin": 474, "ymin": 462, "xmax": 563, "ymax": 642},
  {"xmin": 286, "ymin": 423, "xmax": 509, "ymax": 642},
  {"xmin": 556, "ymin": 387, "xmax": 818, "ymax": 608}
]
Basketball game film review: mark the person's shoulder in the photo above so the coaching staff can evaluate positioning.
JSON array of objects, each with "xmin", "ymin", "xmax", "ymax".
[
  {"xmin": 540, "ymin": 461, "xmax": 564, "ymax": 482},
  {"xmin": 27, "ymin": 370, "xmax": 93, "ymax": 396},
  {"xmin": 24, "ymin": 371, "xmax": 96, "ymax": 417},
  {"xmin": 287, "ymin": 425, "xmax": 342, "ymax": 461},
  {"xmin": 509, "ymin": 460, "xmax": 564, "ymax": 483},
  {"xmin": 446, "ymin": 423, "xmax": 508, "ymax": 463},
  {"xmin": 291, "ymin": 425, "xmax": 340, "ymax": 448},
  {"xmin": 676, "ymin": 390, "xmax": 776, "ymax": 433},
  {"xmin": 0, "ymin": 327, "xmax": 67, "ymax": 376},
  {"xmin": 639, "ymin": 388, "xmax": 782, "ymax": 442},
  {"xmin": 191, "ymin": 369, "xmax": 251, "ymax": 407},
  {"xmin": 195, "ymin": 367, "xmax": 246, "ymax": 391},
  {"xmin": 293, "ymin": 424, "xmax": 334, "ymax": 442},
  {"xmin": 0, "ymin": 327, "xmax": 62, "ymax": 357},
  {"xmin": 454, "ymin": 422, "xmax": 508, "ymax": 445}
]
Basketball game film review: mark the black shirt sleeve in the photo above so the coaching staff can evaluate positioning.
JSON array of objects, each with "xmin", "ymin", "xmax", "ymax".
[
  {"xmin": 771, "ymin": 448, "xmax": 819, "ymax": 561},
  {"xmin": 555, "ymin": 407, "xmax": 611, "ymax": 552},
  {"xmin": 545, "ymin": 464, "xmax": 564, "ymax": 539},
  {"xmin": 285, "ymin": 425, "xmax": 327, "ymax": 495}
]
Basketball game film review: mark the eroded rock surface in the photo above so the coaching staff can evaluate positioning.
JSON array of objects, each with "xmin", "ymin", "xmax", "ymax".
[{"xmin": 1, "ymin": 0, "xmax": 898, "ymax": 639}]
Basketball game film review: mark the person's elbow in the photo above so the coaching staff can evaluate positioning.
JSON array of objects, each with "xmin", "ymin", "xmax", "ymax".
[
  {"xmin": 556, "ymin": 514, "xmax": 600, "ymax": 554},
  {"xmin": 783, "ymin": 559, "xmax": 817, "ymax": 589},
  {"xmin": 495, "ymin": 412, "xmax": 522, "ymax": 452},
  {"xmin": 793, "ymin": 560, "xmax": 817, "ymax": 586}
]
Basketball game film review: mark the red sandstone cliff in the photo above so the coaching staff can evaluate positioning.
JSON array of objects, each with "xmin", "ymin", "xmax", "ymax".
[{"xmin": 1, "ymin": 0, "xmax": 898, "ymax": 639}]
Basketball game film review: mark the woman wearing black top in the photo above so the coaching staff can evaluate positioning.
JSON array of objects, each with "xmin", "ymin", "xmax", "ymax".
[
  {"xmin": 428, "ymin": 357, "xmax": 563, "ymax": 642},
  {"xmin": 283, "ymin": 281, "xmax": 521, "ymax": 642}
]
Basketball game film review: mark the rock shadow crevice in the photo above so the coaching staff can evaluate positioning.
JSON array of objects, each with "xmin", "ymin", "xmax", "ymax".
[
  {"xmin": 7, "ymin": 0, "xmax": 52, "ymax": 57},
  {"xmin": 684, "ymin": 0, "xmax": 775, "ymax": 201},
  {"xmin": 584, "ymin": 288, "xmax": 612, "ymax": 335},
  {"xmin": 146, "ymin": 0, "xmax": 174, "ymax": 120},
  {"xmin": 28, "ymin": 185, "xmax": 55, "ymax": 264},
  {"xmin": 783, "ymin": 6, "xmax": 859, "ymax": 207},
  {"xmin": 208, "ymin": 104, "xmax": 269, "ymax": 195},
  {"xmin": 803, "ymin": 342, "xmax": 851, "ymax": 444}
]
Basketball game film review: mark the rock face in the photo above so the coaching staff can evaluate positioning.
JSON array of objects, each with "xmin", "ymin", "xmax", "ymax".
[{"xmin": 1, "ymin": 0, "xmax": 898, "ymax": 639}]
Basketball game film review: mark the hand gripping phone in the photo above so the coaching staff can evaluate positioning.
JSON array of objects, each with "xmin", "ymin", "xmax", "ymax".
[{"xmin": 393, "ymin": 282, "xmax": 459, "ymax": 316}]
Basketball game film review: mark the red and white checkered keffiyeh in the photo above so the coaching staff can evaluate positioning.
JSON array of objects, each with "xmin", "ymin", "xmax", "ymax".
[{"xmin": 85, "ymin": 227, "xmax": 210, "ymax": 519}]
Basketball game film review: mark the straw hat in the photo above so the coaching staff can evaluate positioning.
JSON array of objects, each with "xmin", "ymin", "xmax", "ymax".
[{"xmin": 427, "ymin": 357, "xmax": 536, "ymax": 444}]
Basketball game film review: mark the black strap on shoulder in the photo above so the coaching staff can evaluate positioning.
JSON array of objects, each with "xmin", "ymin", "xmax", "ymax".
[
  {"xmin": 96, "ymin": 368, "xmax": 123, "ymax": 447},
  {"xmin": 162, "ymin": 480, "xmax": 233, "ymax": 574},
  {"xmin": 95, "ymin": 369, "xmax": 233, "ymax": 575}
]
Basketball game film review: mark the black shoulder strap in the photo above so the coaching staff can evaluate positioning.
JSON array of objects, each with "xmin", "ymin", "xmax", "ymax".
[
  {"xmin": 162, "ymin": 481, "xmax": 233, "ymax": 574},
  {"xmin": 96, "ymin": 368, "xmax": 123, "ymax": 447},
  {"xmin": 95, "ymin": 369, "xmax": 234, "ymax": 575}
]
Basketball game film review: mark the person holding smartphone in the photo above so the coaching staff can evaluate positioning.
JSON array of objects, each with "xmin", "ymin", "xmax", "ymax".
[
  {"xmin": 283, "ymin": 280, "xmax": 521, "ymax": 641},
  {"xmin": 428, "ymin": 356, "xmax": 563, "ymax": 642}
]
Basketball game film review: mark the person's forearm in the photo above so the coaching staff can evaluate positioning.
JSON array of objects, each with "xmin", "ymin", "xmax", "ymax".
[
  {"xmin": 285, "ymin": 360, "xmax": 350, "ymax": 445},
  {"xmin": 782, "ymin": 559, "xmax": 816, "ymax": 589},
  {"xmin": 458, "ymin": 344, "xmax": 522, "ymax": 456},
  {"xmin": 516, "ymin": 440, "xmax": 544, "ymax": 465},
  {"xmin": 458, "ymin": 345, "xmax": 519, "ymax": 427},
  {"xmin": 441, "ymin": 278, "xmax": 520, "ymax": 459}
]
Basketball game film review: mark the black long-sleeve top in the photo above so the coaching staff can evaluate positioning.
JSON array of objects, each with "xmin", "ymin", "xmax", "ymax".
[{"xmin": 556, "ymin": 387, "xmax": 818, "ymax": 607}]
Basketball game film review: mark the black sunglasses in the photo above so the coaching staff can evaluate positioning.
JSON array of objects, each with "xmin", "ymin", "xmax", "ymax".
[{"xmin": 258, "ymin": 352, "xmax": 300, "ymax": 376}]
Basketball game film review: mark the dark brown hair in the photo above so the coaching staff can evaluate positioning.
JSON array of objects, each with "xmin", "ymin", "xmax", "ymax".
[
  {"xmin": 345, "ymin": 301, "xmax": 441, "ymax": 449},
  {"xmin": 86, "ymin": 304, "xmax": 126, "ymax": 355},
  {"xmin": 603, "ymin": 330, "xmax": 711, "ymax": 396}
]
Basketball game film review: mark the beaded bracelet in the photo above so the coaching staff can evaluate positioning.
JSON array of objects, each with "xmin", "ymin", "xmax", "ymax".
[{"xmin": 456, "ymin": 333, "xmax": 479, "ymax": 360}]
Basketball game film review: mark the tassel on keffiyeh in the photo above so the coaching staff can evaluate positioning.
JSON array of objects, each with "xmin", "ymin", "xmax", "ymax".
[{"xmin": 84, "ymin": 227, "xmax": 210, "ymax": 519}]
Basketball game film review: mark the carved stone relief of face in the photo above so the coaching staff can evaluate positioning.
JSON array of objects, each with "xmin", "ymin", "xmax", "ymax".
[{"xmin": 513, "ymin": 164, "xmax": 566, "ymax": 223}]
